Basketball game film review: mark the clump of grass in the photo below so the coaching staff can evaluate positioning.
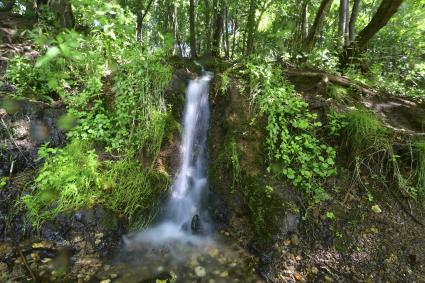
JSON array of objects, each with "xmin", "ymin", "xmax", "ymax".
[
  {"xmin": 227, "ymin": 136, "xmax": 241, "ymax": 191},
  {"xmin": 104, "ymin": 158, "xmax": 169, "ymax": 230},
  {"xmin": 413, "ymin": 139, "xmax": 425, "ymax": 196},
  {"xmin": 327, "ymin": 84, "xmax": 349, "ymax": 103},
  {"xmin": 22, "ymin": 141, "xmax": 170, "ymax": 229},
  {"xmin": 343, "ymin": 109, "xmax": 388, "ymax": 154},
  {"xmin": 22, "ymin": 141, "xmax": 103, "ymax": 227}
]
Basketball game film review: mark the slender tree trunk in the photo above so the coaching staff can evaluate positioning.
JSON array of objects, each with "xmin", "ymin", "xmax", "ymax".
[
  {"xmin": 211, "ymin": 0, "xmax": 223, "ymax": 57},
  {"xmin": 245, "ymin": 0, "xmax": 257, "ymax": 55},
  {"xmin": 231, "ymin": 19, "xmax": 237, "ymax": 60},
  {"xmin": 348, "ymin": 0, "xmax": 361, "ymax": 44},
  {"xmin": 340, "ymin": 0, "xmax": 405, "ymax": 68},
  {"xmin": 344, "ymin": 0, "xmax": 350, "ymax": 45},
  {"xmin": 47, "ymin": 0, "xmax": 75, "ymax": 29},
  {"xmin": 203, "ymin": 0, "xmax": 212, "ymax": 54},
  {"xmin": 136, "ymin": 13, "xmax": 143, "ymax": 42},
  {"xmin": 301, "ymin": 1, "xmax": 309, "ymax": 42},
  {"xmin": 303, "ymin": 0, "xmax": 334, "ymax": 52},
  {"xmin": 135, "ymin": 0, "xmax": 154, "ymax": 42},
  {"xmin": 189, "ymin": 0, "xmax": 197, "ymax": 58},
  {"xmin": 338, "ymin": 0, "xmax": 349, "ymax": 46},
  {"xmin": 224, "ymin": 5, "xmax": 230, "ymax": 59}
]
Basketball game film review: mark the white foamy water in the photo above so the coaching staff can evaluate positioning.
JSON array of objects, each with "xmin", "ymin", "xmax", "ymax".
[{"xmin": 125, "ymin": 70, "xmax": 213, "ymax": 247}]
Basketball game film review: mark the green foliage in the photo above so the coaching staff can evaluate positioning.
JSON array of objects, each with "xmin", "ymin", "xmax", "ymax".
[
  {"xmin": 326, "ymin": 111, "xmax": 348, "ymax": 137},
  {"xmin": 342, "ymin": 109, "xmax": 387, "ymax": 154},
  {"xmin": 104, "ymin": 158, "xmax": 169, "ymax": 229},
  {"xmin": 22, "ymin": 141, "xmax": 103, "ymax": 227},
  {"xmin": 244, "ymin": 61, "xmax": 336, "ymax": 203}
]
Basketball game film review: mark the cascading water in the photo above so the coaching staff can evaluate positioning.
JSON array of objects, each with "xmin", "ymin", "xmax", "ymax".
[
  {"xmin": 110, "ymin": 68, "xmax": 260, "ymax": 282},
  {"xmin": 127, "ymin": 69, "xmax": 213, "ymax": 246}
]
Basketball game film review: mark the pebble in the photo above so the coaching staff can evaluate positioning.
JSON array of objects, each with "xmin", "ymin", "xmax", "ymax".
[
  {"xmin": 220, "ymin": 271, "xmax": 229, "ymax": 278},
  {"xmin": 291, "ymin": 234, "xmax": 300, "ymax": 246},
  {"xmin": 110, "ymin": 273, "xmax": 118, "ymax": 279},
  {"xmin": 371, "ymin": 205, "xmax": 382, "ymax": 213},
  {"xmin": 311, "ymin": 266, "xmax": 318, "ymax": 274},
  {"xmin": 95, "ymin": 232, "xmax": 105, "ymax": 239},
  {"xmin": 195, "ymin": 266, "xmax": 206, "ymax": 277},
  {"xmin": 31, "ymin": 252, "xmax": 40, "ymax": 261},
  {"xmin": 95, "ymin": 239, "xmax": 102, "ymax": 245},
  {"xmin": 294, "ymin": 272, "xmax": 304, "ymax": 281}
]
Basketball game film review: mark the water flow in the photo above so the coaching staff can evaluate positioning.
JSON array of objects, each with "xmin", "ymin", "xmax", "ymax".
[{"xmin": 126, "ymin": 70, "xmax": 213, "ymax": 247}]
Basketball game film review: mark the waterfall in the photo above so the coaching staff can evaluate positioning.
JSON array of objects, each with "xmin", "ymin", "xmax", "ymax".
[{"xmin": 126, "ymin": 70, "xmax": 213, "ymax": 246}]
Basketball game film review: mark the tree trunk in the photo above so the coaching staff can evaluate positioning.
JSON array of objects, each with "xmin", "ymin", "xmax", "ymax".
[
  {"xmin": 340, "ymin": 0, "xmax": 404, "ymax": 68},
  {"xmin": 136, "ymin": 13, "xmax": 143, "ymax": 42},
  {"xmin": 344, "ymin": 0, "xmax": 350, "ymax": 46},
  {"xmin": 47, "ymin": 0, "xmax": 75, "ymax": 29},
  {"xmin": 245, "ymin": 0, "xmax": 257, "ymax": 55},
  {"xmin": 301, "ymin": 1, "xmax": 309, "ymax": 42},
  {"xmin": 231, "ymin": 19, "xmax": 237, "ymax": 60},
  {"xmin": 303, "ymin": 0, "xmax": 334, "ymax": 52},
  {"xmin": 189, "ymin": 0, "xmax": 197, "ymax": 58},
  {"xmin": 204, "ymin": 0, "xmax": 211, "ymax": 54},
  {"xmin": 135, "ymin": 0, "xmax": 154, "ymax": 42},
  {"xmin": 338, "ymin": 0, "xmax": 348, "ymax": 46},
  {"xmin": 224, "ymin": 5, "xmax": 230, "ymax": 59},
  {"xmin": 211, "ymin": 0, "xmax": 223, "ymax": 57},
  {"xmin": 348, "ymin": 0, "xmax": 361, "ymax": 44}
]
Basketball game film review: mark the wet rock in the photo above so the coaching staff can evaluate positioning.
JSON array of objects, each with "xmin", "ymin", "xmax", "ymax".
[
  {"xmin": 191, "ymin": 214, "xmax": 201, "ymax": 234},
  {"xmin": 40, "ymin": 206, "xmax": 126, "ymax": 256}
]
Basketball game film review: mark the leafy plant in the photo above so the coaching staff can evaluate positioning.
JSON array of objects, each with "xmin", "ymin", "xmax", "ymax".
[{"xmin": 244, "ymin": 62, "xmax": 336, "ymax": 203}]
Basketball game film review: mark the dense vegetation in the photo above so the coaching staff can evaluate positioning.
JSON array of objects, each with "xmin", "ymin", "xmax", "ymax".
[
  {"xmin": 0, "ymin": 1, "xmax": 425, "ymax": 280},
  {"xmin": 1, "ymin": 0, "xmax": 424, "ymax": 227}
]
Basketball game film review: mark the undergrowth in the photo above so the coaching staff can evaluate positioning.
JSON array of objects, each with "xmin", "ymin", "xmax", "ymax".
[
  {"xmin": 243, "ymin": 61, "xmax": 336, "ymax": 204},
  {"xmin": 22, "ymin": 141, "xmax": 103, "ymax": 227},
  {"xmin": 9, "ymin": 0, "xmax": 174, "ymax": 227}
]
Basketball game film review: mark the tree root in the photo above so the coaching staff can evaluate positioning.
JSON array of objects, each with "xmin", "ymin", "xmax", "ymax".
[{"xmin": 284, "ymin": 69, "xmax": 378, "ymax": 97}]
